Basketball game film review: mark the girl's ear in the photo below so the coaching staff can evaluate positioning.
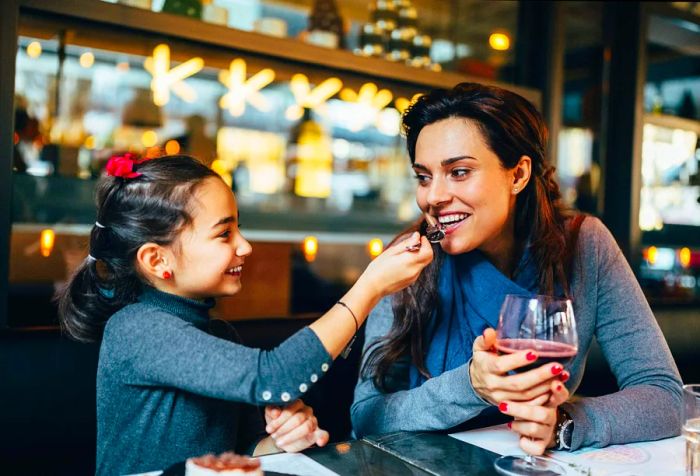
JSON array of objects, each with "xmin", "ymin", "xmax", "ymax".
[
  {"xmin": 136, "ymin": 243, "xmax": 173, "ymax": 281},
  {"xmin": 511, "ymin": 155, "xmax": 532, "ymax": 194}
]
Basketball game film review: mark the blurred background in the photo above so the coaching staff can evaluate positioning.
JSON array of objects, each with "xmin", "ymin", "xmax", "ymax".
[{"xmin": 0, "ymin": 0, "xmax": 698, "ymax": 474}]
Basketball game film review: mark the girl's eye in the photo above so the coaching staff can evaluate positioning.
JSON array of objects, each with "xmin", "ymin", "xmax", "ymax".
[{"xmin": 218, "ymin": 230, "xmax": 231, "ymax": 239}]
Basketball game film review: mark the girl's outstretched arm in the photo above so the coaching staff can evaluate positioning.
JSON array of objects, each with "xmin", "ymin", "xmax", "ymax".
[{"xmin": 309, "ymin": 233, "xmax": 432, "ymax": 359}]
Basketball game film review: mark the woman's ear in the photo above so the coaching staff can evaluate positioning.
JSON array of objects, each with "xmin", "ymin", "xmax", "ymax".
[
  {"xmin": 136, "ymin": 243, "xmax": 173, "ymax": 281},
  {"xmin": 511, "ymin": 155, "xmax": 532, "ymax": 194}
]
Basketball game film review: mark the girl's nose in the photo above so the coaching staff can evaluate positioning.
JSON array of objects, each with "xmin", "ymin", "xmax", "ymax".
[{"xmin": 235, "ymin": 235, "xmax": 253, "ymax": 257}]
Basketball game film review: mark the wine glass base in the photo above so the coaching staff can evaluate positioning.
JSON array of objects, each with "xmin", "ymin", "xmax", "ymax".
[{"xmin": 494, "ymin": 455, "xmax": 566, "ymax": 476}]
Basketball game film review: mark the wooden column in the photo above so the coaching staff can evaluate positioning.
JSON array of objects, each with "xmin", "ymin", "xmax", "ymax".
[{"xmin": 0, "ymin": 0, "xmax": 19, "ymax": 327}]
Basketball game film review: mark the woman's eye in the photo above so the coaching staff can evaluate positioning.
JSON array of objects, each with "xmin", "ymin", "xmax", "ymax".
[
  {"xmin": 413, "ymin": 174, "xmax": 430, "ymax": 184},
  {"xmin": 218, "ymin": 230, "xmax": 231, "ymax": 239},
  {"xmin": 451, "ymin": 168, "xmax": 471, "ymax": 178}
]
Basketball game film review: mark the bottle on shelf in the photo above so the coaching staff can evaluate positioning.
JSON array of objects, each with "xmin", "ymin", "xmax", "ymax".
[
  {"xmin": 161, "ymin": 0, "xmax": 203, "ymax": 19},
  {"xmin": 306, "ymin": 0, "xmax": 345, "ymax": 49}
]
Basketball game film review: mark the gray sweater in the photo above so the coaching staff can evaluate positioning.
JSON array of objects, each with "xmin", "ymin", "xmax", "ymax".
[
  {"xmin": 96, "ymin": 288, "xmax": 331, "ymax": 475},
  {"xmin": 351, "ymin": 217, "xmax": 683, "ymax": 451}
]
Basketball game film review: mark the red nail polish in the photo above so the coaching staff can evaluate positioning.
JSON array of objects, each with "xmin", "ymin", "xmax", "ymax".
[
  {"xmin": 551, "ymin": 365, "xmax": 563, "ymax": 375},
  {"xmin": 526, "ymin": 351, "xmax": 537, "ymax": 361},
  {"xmin": 556, "ymin": 384, "xmax": 563, "ymax": 391},
  {"xmin": 499, "ymin": 402, "xmax": 508, "ymax": 412},
  {"xmin": 507, "ymin": 421, "xmax": 512, "ymax": 429},
  {"xmin": 561, "ymin": 371, "xmax": 570, "ymax": 382}
]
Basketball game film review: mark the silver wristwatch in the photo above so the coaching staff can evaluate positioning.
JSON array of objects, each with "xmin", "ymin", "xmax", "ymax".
[{"xmin": 555, "ymin": 409, "xmax": 574, "ymax": 451}]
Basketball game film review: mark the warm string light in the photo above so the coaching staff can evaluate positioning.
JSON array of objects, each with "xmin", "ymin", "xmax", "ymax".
[
  {"xmin": 80, "ymin": 51, "xmax": 95, "ymax": 68},
  {"xmin": 679, "ymin": 247, "xmax": 691, "ymax": 268},
  {"xmin": 144, "ymin": 44, "xmax": 203, "ymax": 106},
  {"xmin": 367, "ymin": 238, "xmax": 384, "ymax": 258},
  {"xmin": 303, "ymin": 236, "xmax": 319, "ymax": 263},
  {"xmin": 40, "ymin": 229, "xmax": 55, "ymax": 258},
  {"xmin": 286, "ymin": 74, "xmax": 343, "ymax": 120},
  {"xmin": 339, "ymin": 82, "xmax": 394, "ymax": 132},
  {"xmin": 219, "ymin": 59, "xmax": 275, "ymax": 117},
  {"xmin": 26, "ymin": 41, "xmax": 42, "ymax": 58},
  {"xmin": 489, "ymin": 32, "xmax": 511, "ymax": 51}
]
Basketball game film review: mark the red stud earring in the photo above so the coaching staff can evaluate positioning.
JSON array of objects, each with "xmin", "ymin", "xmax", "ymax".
[{"xmin": 162, "ymin": 271, "xmax": 172, "ymax": 280}]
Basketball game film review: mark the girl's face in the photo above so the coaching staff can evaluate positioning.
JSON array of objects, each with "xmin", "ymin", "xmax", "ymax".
[
  {"xmin": 413, "ymin": 117, "xmax": 526, "ymax": 258},
  {"xmin": 168, "ymin": 177, "xmax": 252, "ymax": 299}
]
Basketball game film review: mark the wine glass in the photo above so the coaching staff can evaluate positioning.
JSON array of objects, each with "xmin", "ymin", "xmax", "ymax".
[{"xmin": 493, "ymin": 294, "xmax": 579, "ymax": 476}]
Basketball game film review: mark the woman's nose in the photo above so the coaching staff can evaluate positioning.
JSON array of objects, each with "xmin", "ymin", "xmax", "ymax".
[{"xmin": 426, "ymin": 178, "xmax": 451, "ymax": 208}]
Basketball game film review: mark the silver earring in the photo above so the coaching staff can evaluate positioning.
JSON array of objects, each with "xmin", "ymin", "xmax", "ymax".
[{"xmin": 513, "ymin": 188, "xmax": 519, "ymax": 193}]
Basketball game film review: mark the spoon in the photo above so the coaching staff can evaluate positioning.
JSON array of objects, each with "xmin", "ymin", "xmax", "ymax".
[{"xmin": 404, "ymin": 213, "xmax": 445, "ymax": 252}]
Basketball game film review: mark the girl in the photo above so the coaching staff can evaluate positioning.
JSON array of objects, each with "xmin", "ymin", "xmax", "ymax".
[
  {"xmin": 57, "ymin": 154, "xmax": 432, "ymax": 475},
  {"xmin": 351, "ymin": 83, "xmax": 682, "ymax": 456}
]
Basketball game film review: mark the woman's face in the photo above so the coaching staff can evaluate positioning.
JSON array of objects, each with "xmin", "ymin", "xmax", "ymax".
[{"xmin": 413, "ymin": 117, "xmax": 526, "ymax": 258}]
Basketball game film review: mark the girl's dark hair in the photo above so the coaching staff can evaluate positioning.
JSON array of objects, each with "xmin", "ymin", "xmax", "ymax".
[
  {"xmin": 364, "ymin": 82, "xmax": 573, "ymax": 389},
  {"xmin": 56, "ymin": 155, "xmax": 219, "ymax": 343}
]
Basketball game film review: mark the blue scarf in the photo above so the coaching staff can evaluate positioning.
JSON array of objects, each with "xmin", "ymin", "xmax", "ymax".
[{"xmin": 409, "ymin": 248, "xmax": 540, "ymax": 388}]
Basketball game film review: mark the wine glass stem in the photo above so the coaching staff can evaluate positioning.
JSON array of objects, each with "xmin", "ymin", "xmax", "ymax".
[{"xmin": 524, "ymin": 454, "xmax": 535, "ymax": 465}]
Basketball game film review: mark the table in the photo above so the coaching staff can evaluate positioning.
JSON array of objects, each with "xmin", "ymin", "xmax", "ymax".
[{"xmin": 159, "ymin": 426, "xmax": 686, "ymax": 476}]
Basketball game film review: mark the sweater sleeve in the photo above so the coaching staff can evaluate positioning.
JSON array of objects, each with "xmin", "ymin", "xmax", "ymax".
[
  {"xmin": 561, "ymin": 218, "xmax": 683, "ymax": 450},
  {"xmin": 350, "ymin": 297, "xmax": 491, "ymax": 437},
  {"xmin": 105, "ymin": 312, "xmax": 332, "ymax": 406}
]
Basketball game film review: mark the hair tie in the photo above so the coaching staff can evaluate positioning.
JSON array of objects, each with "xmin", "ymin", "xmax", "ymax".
[
  {"xmin": 105, "ymin": 153, "xmax": 145, "ymax": 179},
  {"xmin": 87, "ymin": 254, "xmax": 98, "ymax": 262},
  {"xmin": 95, "ymin": 221, "xmax": 106, "ymax": 229}
]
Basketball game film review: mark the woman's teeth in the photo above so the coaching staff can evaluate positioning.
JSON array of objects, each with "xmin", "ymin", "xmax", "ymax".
[
  {"xmin": 438, "ymin": 213, "xmax": 469, "ymax": 225},
  {"xmin": 226, "ymin": 266, "xmax": 242, "ymax": 275}
]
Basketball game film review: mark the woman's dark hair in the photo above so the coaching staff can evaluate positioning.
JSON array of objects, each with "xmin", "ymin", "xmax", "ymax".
[
  {"xmin": 364, "ymin": 82, "xmax": 573, "ymax": 390},
  {"xmin": 56, "ymin": 155, "xmax": 219, "ymax": 343}
]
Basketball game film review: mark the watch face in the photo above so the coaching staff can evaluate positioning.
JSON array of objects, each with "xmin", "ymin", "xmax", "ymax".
[{"xmin": 561, "ymin": 419, "xmax": 574, "ymax": 448}]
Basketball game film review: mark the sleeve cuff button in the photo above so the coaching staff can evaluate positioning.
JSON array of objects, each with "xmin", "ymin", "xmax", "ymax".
[
  {"xmin": 281, "ymin": 392, "xmax": 291, "ymax": 402},
  {"xmin": 262, "ymin": 391, "xmax": 272, "ymax": 401}
]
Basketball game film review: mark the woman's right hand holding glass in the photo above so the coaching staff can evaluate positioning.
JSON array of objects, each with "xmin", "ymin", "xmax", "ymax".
[{"xmin": 470, "ymin": 328, "xmax": 569, "ymax": 405}]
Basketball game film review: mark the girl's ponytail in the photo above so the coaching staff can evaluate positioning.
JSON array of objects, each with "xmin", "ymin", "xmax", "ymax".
[{"xmin": 56, "ymin": 256, "xmax": 114, "ymax": 342}]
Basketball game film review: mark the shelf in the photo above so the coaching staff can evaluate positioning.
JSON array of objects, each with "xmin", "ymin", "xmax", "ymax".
[
  {"xmin": 644, "ymin": 113, "xmax": 700, "ymax": 134},
  {"xmin": 18, "ymin": 0, "xmax": 540, "ymax": 106}
]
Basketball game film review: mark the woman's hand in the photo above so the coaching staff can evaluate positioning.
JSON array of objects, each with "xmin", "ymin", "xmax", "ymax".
[
  {"xmin": 470, "ymin": 328, "xmax": 569, "ymax": 405},
  {"xmin": 263, "ymin": 400, "xmax": 329, "ymax": 453},
  {"xmin": 360, "ymin": 232, "xmax": 433, "ymax": 297},
  {"xmin": 499, "ymin": 379, "xmax": 570, "ymax": 455}
]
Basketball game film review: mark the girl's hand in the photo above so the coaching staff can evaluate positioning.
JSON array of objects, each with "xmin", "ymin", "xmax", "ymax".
[
  {"xmin": 360, "ymin": 232, "xmax": 433, "ymax": 297},
  {"xmin": 264, "ymin": 400, "xmax": 329, "ymax": 453},
  {"xmin": 499, "ymin": 379, "xmax": 570, "ymax": 455},
  {"xmin": 470, "ymin": 328, "xmax": 568, "ymax": 404}
]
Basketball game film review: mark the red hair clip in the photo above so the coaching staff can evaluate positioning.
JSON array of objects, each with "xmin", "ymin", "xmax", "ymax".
[{"xmin": 105, "ymin": 153, "xmax": 145, "ymax": 179}]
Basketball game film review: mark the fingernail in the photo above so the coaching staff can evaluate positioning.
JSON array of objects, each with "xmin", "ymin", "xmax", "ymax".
[
  {"xmin": 526, "ymin": 351, "xmax": 537, "ymax": 361},
  {"xmin": 507, "ymin": 421, "xmax": 512, "ymax": 429},
  {"xmin": 551, "ymin": 365, "xmax": 563, "ymax": 375},
  {"xmin": 498, "ymin": 402, "xmax": 508, "ymax": 412},
  {"xmin": 561, "ymin": 371, "xmax": 570, "ymax": 382},
  {"xmin": 556, "ymin": 384, "xmax": 563, "ymax": 391}
]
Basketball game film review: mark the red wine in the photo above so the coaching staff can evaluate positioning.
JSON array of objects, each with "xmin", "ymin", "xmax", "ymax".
[{"xmin": 495, "ymin": 339, "xmax": 577, "ymax": 373}]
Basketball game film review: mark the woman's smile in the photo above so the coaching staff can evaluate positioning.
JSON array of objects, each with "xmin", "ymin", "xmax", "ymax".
[{"xmin": 438, "ymin": 212, "xmax": 472, "ymax": 235}]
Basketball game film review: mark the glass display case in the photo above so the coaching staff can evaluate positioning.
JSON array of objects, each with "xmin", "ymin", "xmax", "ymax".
[{"xmin": 4, "ymin": 0, "xmax": 538, "ymax": 325}]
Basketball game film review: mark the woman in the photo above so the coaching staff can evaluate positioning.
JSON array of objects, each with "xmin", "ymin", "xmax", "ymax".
[{"xmin": 351, "ymin": 83, "xmax": 682, "ymax": 455}]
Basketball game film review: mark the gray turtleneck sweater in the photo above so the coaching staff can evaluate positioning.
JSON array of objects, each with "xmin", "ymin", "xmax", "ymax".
[{"xmin": 96, "ymin": 287, "xmax": 331, "ymax": 475}]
